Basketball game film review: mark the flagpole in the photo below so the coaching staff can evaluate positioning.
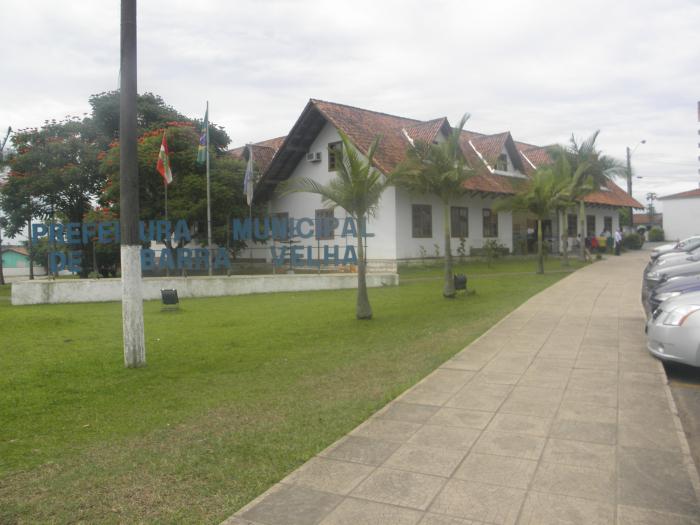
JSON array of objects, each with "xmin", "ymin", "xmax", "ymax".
[
  {"xmin": 205, "ymin": 100, "xmax": 213, "ymax": 276},
  {"xmin": 164, "ymin": 181, "xmax": 170, "ymax": 277}
]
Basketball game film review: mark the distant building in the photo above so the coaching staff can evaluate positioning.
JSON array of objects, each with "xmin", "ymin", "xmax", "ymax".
[
  {"xmin": 1, "ymin": 245, "xmax": 46, "ymax": 278},
  {"xmin": 658, "ymin": 188, "xmax": 700, "ymax": 240},
  {"xmin": 632, "ymin": 213, "xmax": 663, "ymax": 230}
]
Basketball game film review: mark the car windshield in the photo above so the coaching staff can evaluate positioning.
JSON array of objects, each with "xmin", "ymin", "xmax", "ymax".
[{"xmin": 678, "ymin": 237, "xmax": 700, "ymax": 250}]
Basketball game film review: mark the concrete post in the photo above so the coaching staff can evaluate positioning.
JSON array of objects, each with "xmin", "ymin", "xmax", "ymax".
[{"xmin": 120, "ymin": 0, "xmax": 145, "ymax": 367}]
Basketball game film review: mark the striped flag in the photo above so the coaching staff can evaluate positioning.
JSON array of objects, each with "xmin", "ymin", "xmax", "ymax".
[
  {"xmin": 244, "ymin": 144, "xmax": 255, "ymax": 207},
  {"xmin": 196, "ymin": 105, "xmax": 208, "ymax": 165},
  {"xmin": 156, "ymin": 132, "xmax": 173, "ymax": 185}
]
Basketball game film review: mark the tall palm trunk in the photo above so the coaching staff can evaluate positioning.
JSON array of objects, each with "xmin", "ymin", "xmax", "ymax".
[
  {"xmin": 578, "ymin": 200, "xmax": 586, "ymax": 261},
  {"xmin": 560, "ymin": 210, "xmax": 569, "ymax": 267},
  {"xmin": 536, "ymin": 218, "xmax": 544, "ymax": 274},
  {"xmin": 443, "ymin": 201, "xmax": 455, "ymax": 298},
  {"xmin": 27, "ymin": 217, "xmax": 34, "ymax": 280},
  {"xmin": 355, "ymin": 216, "xmax": 372, "ymax": 320}
]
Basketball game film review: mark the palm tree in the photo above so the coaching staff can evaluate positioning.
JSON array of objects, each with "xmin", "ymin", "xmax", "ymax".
[
  {"xmin": 496, "ymin": 167, "xmax": 571, "ymax": 274},
  {"xmin": 390, "ymin": 114, "xmax": 475, "ymax": 298},
  {"xmin": 280, "ymin": 130, "xmax": 387, "ymax": 320},
  {"xmin": 555, "ymin": 132, "xmax": 625, "ymax": 260},
  {"xmin": 545, "ymin": 146, "xmax": 588, "ymax": 267}
]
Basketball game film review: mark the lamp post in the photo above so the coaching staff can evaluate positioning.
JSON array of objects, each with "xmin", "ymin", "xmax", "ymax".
[{"xmin": 626, "ymin": 139, "xmax": 646, "ymax": 228}]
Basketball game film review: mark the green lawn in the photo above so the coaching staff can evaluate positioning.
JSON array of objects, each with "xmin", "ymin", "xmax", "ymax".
[{"xmin": 0, "ymin": 258, "xmax": 584, "ymax": 523}]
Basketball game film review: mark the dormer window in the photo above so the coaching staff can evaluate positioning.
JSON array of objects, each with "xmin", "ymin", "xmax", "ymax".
[{"xmin": 496, "ymin": 154, "xmax": 508, "ymax": 171}]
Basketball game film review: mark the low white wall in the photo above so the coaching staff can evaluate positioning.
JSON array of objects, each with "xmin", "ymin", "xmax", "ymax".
[
  {"xmin": 3, "ymin": 266, "xmax": 47, "ymax": 277},
  {"xmin": 11, "ymin": 273, "xmax": 400, "ymax": 305}
]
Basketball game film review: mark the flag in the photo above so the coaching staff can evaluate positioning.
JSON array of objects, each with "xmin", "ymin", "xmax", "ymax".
[
  {"xmin": 196, "ymin": 104, "xmax": 208, "ymax": 165},
  {"xmin": 244, "ymin": 144, "xmax": 255, "ymax": 207},
  {"xmin": 156, "ymin": 132, "xmax": 173, "ymax": 185}
]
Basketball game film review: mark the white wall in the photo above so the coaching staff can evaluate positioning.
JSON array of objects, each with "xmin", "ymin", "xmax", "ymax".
[
  {"xmin": 395, "ymin": 187, "xmax": 513, "ymax": 258},
  {"xmin": 585, "ymin": 206, "xmax": 619, "ymax": 237},
  {"xmin": 11, "ymin": 273, "xmax": 399, "ymax": 305},
  {"xmin": 662, "ymin": 197, "xmax": 700, "ymax": 241},
  {"xmin": 268, "ymin": 122, "xmax": 397, "ymax": 262},
  {"xmin": 2, "ymin": 265, "xmax": 46, "ymax": 277}
]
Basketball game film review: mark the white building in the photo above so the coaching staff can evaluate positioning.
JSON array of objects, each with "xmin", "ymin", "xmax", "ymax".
[
  {"xmin": 231, "ymin": 99, "xmax": 642, "ymax": 270},
  {"xmin": 658, "ymin": 188, "xmax": 700, "ymax": 241}
]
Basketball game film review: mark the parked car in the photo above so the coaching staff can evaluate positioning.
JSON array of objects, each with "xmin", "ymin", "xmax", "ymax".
[
  {"xmin": 646, "ymin": 274, "xmax": 700, "ymax": 317},
  {"xmin": 647, "ymin": 290, "xmax": 700, "ymax": 367},
  {"xmin": 642, "ymin": 260, "xmax": 700, "ymax": 304},
  {"xmin": 647, "ymin": 252, "xmax": 700, "ymax": 275},
  {"xmin": 650, "ymin": 236, "xmax": 700, "ymax": 261}
]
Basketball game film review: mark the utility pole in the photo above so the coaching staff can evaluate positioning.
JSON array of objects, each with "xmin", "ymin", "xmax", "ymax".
[
  {"xmin": 120, "ymin": 0, "xmax": 146, "ymax": 368},
  {"xmin": 626, "ymin": 146, "xmax": 633, "ymax": 229},
  {"xmin": 626, "ymin": 140, "xmax": 646, "ymax": 229}
]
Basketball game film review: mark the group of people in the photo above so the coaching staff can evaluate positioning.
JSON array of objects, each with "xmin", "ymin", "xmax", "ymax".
[{"xmin": 585, "ymin": 228, "xmax": 623, "ymax": 256}]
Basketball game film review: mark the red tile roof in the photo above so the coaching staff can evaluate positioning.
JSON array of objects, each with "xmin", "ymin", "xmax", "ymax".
[
  {"xmin": 1, "ymin": 245, "xmax": 28, "ymax": 256},
  {"xmin": 583, "ymin": 181, "xmax": 643, "ymax": 208},
  {"xmin": 633, "ymin": 213, "xmax": 662, "ymax": 226},
  {"xmin": 659, "ymin": 188, "xmax": 700, "ymax": 200},
  {"xmin": 403, "ymin": 118, "xmax": 449, "ymax": 144},
  {"xmin": 311, "ymin": 99, "xmax": 424, "ymax": 174},
  {"xmin": 469, "ymin": 132, "xmax": 510, "ymax": 166},
  {"xmin": 234, "ymin": 99, "xmax": 643, "ymax": 208},
  {"xmin": 229, "ymin": 136, "xmax": 286, "ymax": 174}
]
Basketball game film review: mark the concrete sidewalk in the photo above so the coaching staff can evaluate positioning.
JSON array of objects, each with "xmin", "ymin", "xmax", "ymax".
[{"xmin": 225, "ymin": 251, "xmax": 700, "ymax": 525}]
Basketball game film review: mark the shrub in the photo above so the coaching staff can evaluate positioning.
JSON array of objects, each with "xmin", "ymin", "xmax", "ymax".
[
  {"xmin": 418, "ymin": 245, "xmax": 428, "ymax": 265},
  {"xmin": 478, "ymin": 239, "xmax": 509, "ymax": 267},
  {"xmin": 457, "ymin": 238, "xmax": 467, "ymax": 262},
  {"xmin": 648, "ymin": 228, "xmax": 665, "ymax": 242},
  {"xmin": 622, "ymin": 232, "xmax": 644, "ymax": 250}
]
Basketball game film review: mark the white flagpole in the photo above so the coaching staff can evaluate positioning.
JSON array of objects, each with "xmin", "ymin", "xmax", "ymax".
[{"xmin": 205, "ymin": 100, "xmax": 213, "ymax": 276}]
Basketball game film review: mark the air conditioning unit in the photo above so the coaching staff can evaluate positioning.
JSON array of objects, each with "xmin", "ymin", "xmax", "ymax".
[{"xmin": 306, "ymin": 151, "xmax": 322, "ymax": 163}]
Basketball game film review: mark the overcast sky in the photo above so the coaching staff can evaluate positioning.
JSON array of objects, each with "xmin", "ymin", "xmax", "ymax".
[{"xmin": 1, "ymin": 0, "xmax": 698, "ymax": 211}]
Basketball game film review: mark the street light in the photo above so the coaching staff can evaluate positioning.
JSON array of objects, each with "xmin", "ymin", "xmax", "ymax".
[{"xmin": 626, "ymin": 139, "xmax": 646, "ymax": 227}]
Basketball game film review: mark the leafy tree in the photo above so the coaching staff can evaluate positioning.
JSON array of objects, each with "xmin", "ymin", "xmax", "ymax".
[
  {"xmin": 390, "ymin": 114, "xmax": 475, "ymax": 298},
  {"xmin": 1, "ymin": 162, "xmax": 41, "ymax": 279},
  {"xmin": 280, "ymin": 130, "xmax": 387, "ymax": 320},
  {"xmin": 99, "ymin": 123, "xmax": 251, "ymax": 255},
  {"xmin": 496, "ymin": 167, "xmax": 572, "ymax": 274},
  {"xmin": 552, "ymin": 132, "xmax": 625, "ymax": 260},
  {"xmin": 88, "ymin": 91, "xmax": 230, "ymax": 151},
  {"xmin": 0, "ymin": 118, "xmax": 102, "ymax": 276}
]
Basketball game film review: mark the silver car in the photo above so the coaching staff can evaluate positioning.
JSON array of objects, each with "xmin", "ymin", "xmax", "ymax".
[
  {"xmin": 650, "ymin": 236, "xmax": 700, "ymax": 261},
  {"xmin": 648, "ymin": 252, "xmax": 700, "ymax": 274},
  {"xmin": 647, "ymin": 290, "xmax": 700, "ymax": 367}
]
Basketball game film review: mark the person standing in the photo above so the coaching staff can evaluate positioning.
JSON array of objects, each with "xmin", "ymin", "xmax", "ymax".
[{"xmin": 614, "ymin": 228, "xmax": 622, "ymax": 256}]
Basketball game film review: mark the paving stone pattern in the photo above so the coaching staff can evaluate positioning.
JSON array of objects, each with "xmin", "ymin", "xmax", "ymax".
[{"xmin": 225, "ymin": 251, "xmax": 700, "ymax": 525}]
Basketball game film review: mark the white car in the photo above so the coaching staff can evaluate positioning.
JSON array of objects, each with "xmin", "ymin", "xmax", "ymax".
[{"xmin": 647, "ymin": 290, "xmax": 700, "ymax": 367}]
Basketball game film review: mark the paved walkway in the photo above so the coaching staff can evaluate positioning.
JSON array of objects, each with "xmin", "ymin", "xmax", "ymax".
[{"xmin": 225, "ymin": 250, "xmax": 700, "ymax": 525}]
